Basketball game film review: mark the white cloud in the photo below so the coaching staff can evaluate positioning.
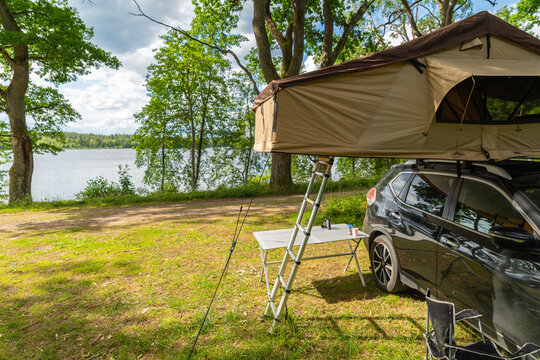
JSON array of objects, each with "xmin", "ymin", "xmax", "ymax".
[
  {"xmin": 54, "ymin": 1, "xmax": 193, "ymax": 134},
  {"xmin": 59, "ymin": 45, "xmax": 153, "ymax": 134},
  {"xmin": 303, "ymin": 56, "xmax": 317, "ymax": 73}
]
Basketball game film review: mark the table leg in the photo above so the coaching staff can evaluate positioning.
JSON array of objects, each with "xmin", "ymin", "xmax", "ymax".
[
  {"xmin": 347, "ymin": 239, "xmax": 366, "ymax": 287},
  {"xmin": 259, "ymin": 248, "xmax": 268, "ymax": 282},
  {"xmin": 344, "ymin": 239, "xmax": 361, "ymax": 272}
]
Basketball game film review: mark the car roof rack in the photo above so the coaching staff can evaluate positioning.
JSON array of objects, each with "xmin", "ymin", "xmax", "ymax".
[
  {"xmin": 471, "ymin": 162, "xmax": 512, "ymax": 180},
  {"xmin": 407, "ymin": 159, "xmax": 512, "ymax": 180}
]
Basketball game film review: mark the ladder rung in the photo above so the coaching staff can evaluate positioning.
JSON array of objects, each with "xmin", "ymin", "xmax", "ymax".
[
  {"xmin": 317, "ymin": 156, "xmax": 332, "ymax": 165},
  {"xmin": 268, "ymin": 300, "xmax": 277, "ymax": 316},
  {"xmin": 277, "ymin": 274, "xmax": 287, "ymax": 288},
  {"xmin": 287, "ymin": 248, "xmax": 298, "ymax": 263},
  {"xmin": 295, "ymin": 223, "xmax": 306, "ymax": 234},
  {"xmin": 313, "ymin": 171, "xmax": 329, "ymax": 178},
  {"xmin": 304, "ymin": 197, "xmax": 320, "ymax": 207}
]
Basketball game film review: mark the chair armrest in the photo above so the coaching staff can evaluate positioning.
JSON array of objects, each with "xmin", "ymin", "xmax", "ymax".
[
  {"xmin": 509, "ymin": 342, "xmax": 540, "ymax": 359},
  {"xmin": 455, "ymin": 309, "xmax": 482, "ymax": 322}
]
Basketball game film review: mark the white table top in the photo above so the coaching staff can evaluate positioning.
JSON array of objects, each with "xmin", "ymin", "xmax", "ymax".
[{"xmin": 253, "ymin": 223, "xmax": 368, "ymax": 250}]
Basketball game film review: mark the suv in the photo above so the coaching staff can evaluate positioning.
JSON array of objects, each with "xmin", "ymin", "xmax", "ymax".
[{"xmin": 363, "ymin": 159, "xmax": 540, "ymax": 352}]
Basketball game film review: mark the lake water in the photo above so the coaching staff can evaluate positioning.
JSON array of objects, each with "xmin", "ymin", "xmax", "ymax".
[{"xmin": 3, "ymin": 149, "xmax": 146, "ymax": 201}]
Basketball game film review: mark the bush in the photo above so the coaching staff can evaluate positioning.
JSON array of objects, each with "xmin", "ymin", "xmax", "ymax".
[
  {"xmin": 118, "ymin": 164, "xmax": 135, "ymax": 195},
  {"xmin": 75, "ymin": 177, "xmax": 121, "ymax": 200},
  {"xmin": 76, "ymin": 164, "xmax": 136, "ymax": 200},
  {"xmin": 319, "ymin": 194, "xmax": 367, "ymax": 228}
]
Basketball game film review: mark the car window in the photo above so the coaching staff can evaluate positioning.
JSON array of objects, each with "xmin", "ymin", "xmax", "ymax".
[
  {"xmin": 390, "ymin": 173, "xmax": 410, "ymax": 197},
  {"xmin": 454, "ymin": 179, "xmax": 532, "ymax": 235},
  {"xmin": 405, "ymin": 174, "xmax": 455, "ymax": 216}
]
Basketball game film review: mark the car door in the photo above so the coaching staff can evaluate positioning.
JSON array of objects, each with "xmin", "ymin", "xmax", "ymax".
[
  {"xmin": 391, "ymin": 173, "xmax": 457, "ymax": 292},
  {"xmin": 437, "ymin": 177, "xmax": 540, "ymax": 348}
]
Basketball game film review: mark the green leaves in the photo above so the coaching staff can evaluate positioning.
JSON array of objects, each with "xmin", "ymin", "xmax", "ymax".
[
  {"xmin": 497, "ymin": 0, "xmax": 540, "ymax": 34},
  {"xmin": 0, "ymin": 0, "xmax": 120, "ymax": 84}
]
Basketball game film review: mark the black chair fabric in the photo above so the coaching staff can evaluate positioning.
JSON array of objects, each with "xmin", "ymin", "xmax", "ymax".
[{"xmin": 425, "ymin": 291, "xmax": 540, "ymax": 360}]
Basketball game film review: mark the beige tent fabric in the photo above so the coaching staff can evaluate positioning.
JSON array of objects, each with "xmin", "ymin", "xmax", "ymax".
[{"xmin": 253, "ymin": 28, "xmax": 540, "ymax": 160}]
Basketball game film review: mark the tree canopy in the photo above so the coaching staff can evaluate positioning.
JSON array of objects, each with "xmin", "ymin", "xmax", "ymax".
[{"xmin": 0, "ymin": 0, "xmax": 120, "ymax": 202}]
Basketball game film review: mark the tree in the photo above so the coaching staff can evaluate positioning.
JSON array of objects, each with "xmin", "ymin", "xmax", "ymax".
[
  {"xmin": 208, "ymin": 72, "xmax": 266, "ymax": 188},
  {"xmin": 497, "ymin": 0, "xmax": 540, "ymax": 33},
  {"xmin": 135, "ymin": 29, "xmax": 230, "ymax": 192},
  {"xmin": 134, "ymin": 97, "xmax": 184, "ymax": 191},
  {"xmin": 0, "ymin": 0, "xmax": 120, "ymax": 203},
  {"xmin": 379, "ymin": 0, "xmax": 476, "ymax": 42}
]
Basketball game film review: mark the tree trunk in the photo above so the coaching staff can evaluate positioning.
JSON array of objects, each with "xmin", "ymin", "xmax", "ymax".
[
  {"xmin": 269, "ymin": 153, "xmax": 292, "ymax": 189},
  {"xmin": 0, "ymin": 0, "xmax": 33, "ymax": 203},
  {"xmin": 160, "ymin": 141, "xmax": 165, "ymax": 191}
]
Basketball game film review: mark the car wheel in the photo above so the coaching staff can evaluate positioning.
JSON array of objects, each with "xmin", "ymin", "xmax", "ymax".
[{"xmin": 370, "ymin": 235, "xmax": 407, "ymax": 293}]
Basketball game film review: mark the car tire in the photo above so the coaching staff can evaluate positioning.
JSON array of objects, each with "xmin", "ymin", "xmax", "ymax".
[{"xmin": 370, "ymin": 235, "xmax": 408, "ymax": 293}]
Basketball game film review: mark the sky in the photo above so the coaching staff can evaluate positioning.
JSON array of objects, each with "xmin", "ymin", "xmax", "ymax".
[{"xmin": 55, "ymin": 0, "xmax": 519, "ymax": 135}]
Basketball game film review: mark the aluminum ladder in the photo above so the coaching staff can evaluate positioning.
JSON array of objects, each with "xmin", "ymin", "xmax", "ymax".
[{"xmin": 264, "ymin": 155, "xmax": 334, "ymax": 333}]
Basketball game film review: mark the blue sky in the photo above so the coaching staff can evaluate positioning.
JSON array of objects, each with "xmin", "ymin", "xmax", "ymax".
[{"xmin": 57, "ymin": 0, "xmax": 518, "ymax": 135}]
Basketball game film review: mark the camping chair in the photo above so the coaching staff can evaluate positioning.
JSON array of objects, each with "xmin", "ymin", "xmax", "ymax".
[{"xmin": 424, "ymin": 290, "xmax": 540, "ymax": 360}]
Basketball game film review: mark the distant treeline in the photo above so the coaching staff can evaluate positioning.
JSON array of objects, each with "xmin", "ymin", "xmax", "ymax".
[{"xmin": 54, "ymin": 132, "xmax": 137, "ymax": 149}]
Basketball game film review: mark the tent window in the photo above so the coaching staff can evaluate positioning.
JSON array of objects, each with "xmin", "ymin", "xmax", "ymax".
[{"xmin": 436, "ymin": 76, "xmax": 540, "ymax": 125}]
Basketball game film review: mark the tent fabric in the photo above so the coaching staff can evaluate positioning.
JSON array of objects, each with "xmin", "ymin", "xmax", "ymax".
[
  {"xmin": 252, "ymin": 12, "xmax": 540, "ymax": 161},
  {"xmin": 253, "ymin": 11, "xmax": 540, "ymax": 108}
]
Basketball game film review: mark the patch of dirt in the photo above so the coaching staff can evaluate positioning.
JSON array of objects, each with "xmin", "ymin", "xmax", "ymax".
[{"xmin": 0, "ymin": 194, "xmax": 309, "ymax": 237}]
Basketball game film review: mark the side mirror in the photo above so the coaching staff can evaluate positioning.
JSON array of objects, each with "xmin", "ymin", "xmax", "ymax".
[{"xmin": 488, "ymin": 226, "xmax": 536, "ymax": 250}]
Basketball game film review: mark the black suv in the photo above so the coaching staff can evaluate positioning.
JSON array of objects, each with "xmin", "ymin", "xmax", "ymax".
[{"xmin": 363, "ymin": 159, "xmax": 540, "ymax": 352}]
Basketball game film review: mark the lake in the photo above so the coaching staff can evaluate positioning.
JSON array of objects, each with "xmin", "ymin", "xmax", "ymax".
[{"xmin": 2, "ymin": 149, "xmax": 146, "ymax": 201}]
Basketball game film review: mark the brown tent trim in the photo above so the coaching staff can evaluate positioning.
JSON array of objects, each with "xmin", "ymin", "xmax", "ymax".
[{"xmin": 253, "ymin": 11, "xmax": 540, "ymax": 110}]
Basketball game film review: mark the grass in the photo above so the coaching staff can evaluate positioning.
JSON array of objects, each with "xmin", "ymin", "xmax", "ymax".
[{"xmin": 0, "ymin": 189, "xmax": 479, "ymax": 359}]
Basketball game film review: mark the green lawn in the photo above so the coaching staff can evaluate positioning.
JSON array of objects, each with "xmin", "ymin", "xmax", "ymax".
[{"xmin": 0, "ymin": 193, "xmax": 477, "ymax": 359}]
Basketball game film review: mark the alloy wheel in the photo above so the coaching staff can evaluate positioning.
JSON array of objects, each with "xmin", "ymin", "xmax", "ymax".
[{"xmin": 372, "ymin": 243, "xmax": 392, "ymax": 285}]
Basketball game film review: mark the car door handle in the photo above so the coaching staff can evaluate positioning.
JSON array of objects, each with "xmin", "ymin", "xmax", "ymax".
[
  {"xmin": 441, "ymin": 234, "xmax": 460, "ymax": 249},
  {"xmin": 388, "ymin": 211, "xmax": 401, "ymax": 221}
]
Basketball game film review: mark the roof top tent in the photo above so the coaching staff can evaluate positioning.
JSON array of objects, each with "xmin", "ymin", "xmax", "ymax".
[{"xmin": 252, "ymin": 12, "xmax": 540, "ymax": 161}]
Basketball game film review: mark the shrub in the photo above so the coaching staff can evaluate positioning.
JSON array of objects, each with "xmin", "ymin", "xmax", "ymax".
[
  {"xmin": 319, "ymin": 194, "xmax": 367, "ymax": 228},
  {"xmin": 118, "ymin": 164, "xmax": 135, "ymax": 195},
  {"xmin": 76, "ymin": 164, "xmax": 135, "ymax": 200},
  {"xmin": 75, "ymin": 177, "xmax": 120, "ymax": 200}
]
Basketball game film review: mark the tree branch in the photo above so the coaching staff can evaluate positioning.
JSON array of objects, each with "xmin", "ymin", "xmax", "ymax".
[
  {"xmin": 12, "ymin": 10, "xmax": 49, "ymax": 17},
  {"xmin": 264, "ymin": 6, "xmax": 287, "ymax": 51},
  {"xmin": 25, "ymin": 103, "xmax": 60, "ymax": 113},
  {"xmin": 0, "ymin": 47, "xmax": 14, "ymax": 64},
  {"xmin": 130, "ymin": 0, "xmax": 260, "ymax": 94},
  {"xmin": 289, "ymin": 0, "xmax": 306, "ymax": 75},
  {"xmin": 400, "ymin": 0, "xmax": 422, "ymax": 38},
  {"xmin": 420, "ymin": 4, "xmax": 441, "ymax": 27},
  {"xmin": 323, "ymin": 0, "xmax": 375, "ymax": 67},
  {"xmin": 253, "ymin": 0, "xmax": 280, "ymax": 82}
]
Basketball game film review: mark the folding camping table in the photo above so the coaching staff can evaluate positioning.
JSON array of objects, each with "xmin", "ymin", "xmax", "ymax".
[{"xmin": 254, "ymin": 223, "xmax": 368, "ymax": 294}]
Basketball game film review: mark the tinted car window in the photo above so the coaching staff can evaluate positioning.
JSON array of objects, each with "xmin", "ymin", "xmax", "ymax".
[
  {"xmin": 454, "ymin": 179, "xmax": 532, "ymax": 235},
  {"xmin": 522, "ymin": 188, "xmax": 540, "ymax": 209},
  {"xmin": 390, "ymin": 173, "xmax": 410, "ymax": 197},
  {"xmin": 405, "ymin": 174, "xmax": 455, "ymax": 216}
]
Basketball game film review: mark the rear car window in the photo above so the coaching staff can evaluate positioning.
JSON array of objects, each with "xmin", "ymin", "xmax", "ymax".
[
  {"xmin": 390, "ymin": 173, "xmax": 410, "ymax": 197},
  {"xmin": 454, "ymin": 179, "xmax": 533, "ymax": 235},
  {"xmin": 405, "ymin": 174, "xmax": 455, "ymax": 216}
]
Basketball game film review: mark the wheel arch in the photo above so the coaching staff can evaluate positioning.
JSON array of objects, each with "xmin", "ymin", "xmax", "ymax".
[{"xmin": 367, "ymin": 227, "xmax": 394, "ymax": 252}]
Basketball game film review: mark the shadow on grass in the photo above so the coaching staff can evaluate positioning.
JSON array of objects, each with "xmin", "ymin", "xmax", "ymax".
[
  {"xmin": 0, "ymin": 260, "xmax": 427, "ymax": 359},
  {"xmin": 311, "ymin": 273, "xmax": 377, "ymax": 304}
]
